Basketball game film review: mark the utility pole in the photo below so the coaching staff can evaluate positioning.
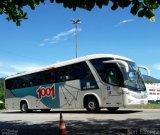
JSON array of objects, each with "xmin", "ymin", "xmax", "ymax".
[{"xmin": 71, "ymin": 19, "xmax": 81, "ymax": 58}]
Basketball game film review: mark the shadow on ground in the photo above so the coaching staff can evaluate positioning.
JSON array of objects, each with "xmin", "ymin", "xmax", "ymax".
[
  {"xmin": 0, "ymin": 118, "xmax": 160, "ymax": 135},
  {"xmin": 1, "ymin": 109, "xmax": 142, "ymax": 114}
]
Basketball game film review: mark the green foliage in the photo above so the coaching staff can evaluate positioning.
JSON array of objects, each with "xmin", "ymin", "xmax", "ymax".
[
  {"xmin": 0, "ymin": 93, "xmax": 4, "ymax": 102},
  {"xmin": 0, "ymin": 93, "xmax": 4, "ymax": 110},
  {"xmin": 145, "ymin": 81, "xmax": 153, "ymax": 84},
  {"xmin": 0, "ymin": 78, "xmax": 4, "ymax": 93},
  {"xmin": 0, "ymin": 0, "xmax": 159, "ymax": 25},
  {"xmin": 0, "ymin": 78, "xmax": 5, "ymax": 109}
]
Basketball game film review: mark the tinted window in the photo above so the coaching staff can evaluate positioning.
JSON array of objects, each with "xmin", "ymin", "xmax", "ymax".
[
  {"xmin": 5, "ymin": 62, "xmax": 98, "ymax": 90},
  {"xmin": 55, "ymin": 65, "xmax": 73, "ymax": 82},
  {"xmin": 5, "ymin": 69, "xmax": 55, "ymax": 89},
  {"xmin": 90, "ymin": 58, "xmax": 113, "ymax": 82},
  {"xmin": 55, "ymin": 62, "xmax": 94, "ymax": 82},
  {"xmin": 105, "ymin": 63, "xmax": 124, "ymax": 87},
  {"xmin": 32, "ymin": 70, "xmax": 55, "ymax": 86},
  {"xmin": 5, "ymin": 79, "xmax": 13, "ymax": 89}
]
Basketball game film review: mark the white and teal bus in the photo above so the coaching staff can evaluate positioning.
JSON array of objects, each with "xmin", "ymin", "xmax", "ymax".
[{"xmin": 5, "ymin": 54, "xmax": 148, "ymax": 113}]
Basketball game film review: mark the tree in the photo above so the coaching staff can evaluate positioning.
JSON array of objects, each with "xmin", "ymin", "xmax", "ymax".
[
  {"xmin": 0, "ymin": 79, "xmax": 4, "ymax": 93},
  {"xmin": 0, "ymin": 92, "xmax": 4, "ymax": 109},
  {"xmin": 0, "ymin": 0, "xmax": 159, "ymax": 26}
]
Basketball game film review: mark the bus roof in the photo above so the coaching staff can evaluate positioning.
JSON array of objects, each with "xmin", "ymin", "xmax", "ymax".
[{"xmin": 5, "ymin": 54, "xmax": 133, "ymax": 80}]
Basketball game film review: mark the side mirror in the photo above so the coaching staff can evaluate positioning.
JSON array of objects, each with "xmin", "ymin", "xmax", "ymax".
[
  {"xmin": 103, "ymin": 60, "xmax": 129, "ymax": 72},
  {"xmin": 138, "ymin": 65, "xmax": 150, "ymax": 76}
]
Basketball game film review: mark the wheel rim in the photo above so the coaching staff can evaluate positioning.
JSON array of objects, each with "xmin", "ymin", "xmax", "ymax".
[
  {"xmin": 88, "ymin": 101, "xmax": 96, "ymax": 110},
  {"xmin": 22, "ymin": 103, "xmax": 27, "ymax": 112}
]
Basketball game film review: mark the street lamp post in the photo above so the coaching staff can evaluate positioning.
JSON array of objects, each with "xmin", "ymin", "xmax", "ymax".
[{"xmin": 71, "ymin": 19, "xmax": 81, "ymax": 58}]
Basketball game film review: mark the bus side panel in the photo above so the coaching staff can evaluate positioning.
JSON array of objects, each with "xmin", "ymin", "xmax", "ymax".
[
  {"xmin": 5, "ymin": 88, "xmax": 21, "ymax": 110},
  {"xmin": 5, "ymin": 84, "xmax": 60, "ymax": 110},
  {"xmin": 36, "ymin": 84, "xmax": 60, "ymax": 109},
  {"xmin": 58, "ymin": 80, "xmax": 82, "ymax": 109}
]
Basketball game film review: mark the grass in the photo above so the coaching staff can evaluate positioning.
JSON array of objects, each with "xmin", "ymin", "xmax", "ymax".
[{"xmin": 127, "ymin": 104, "xmax": 160, "ymax": 109}]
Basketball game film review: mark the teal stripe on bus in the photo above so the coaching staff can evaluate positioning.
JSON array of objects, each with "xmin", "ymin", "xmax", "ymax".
[{"xmin": 10, "ymin": 82, "xmax": 65, "ymax": 108}]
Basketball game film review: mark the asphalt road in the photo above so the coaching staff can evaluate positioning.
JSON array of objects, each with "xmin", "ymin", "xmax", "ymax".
[{"xmin": 0, "ymin": 109, "xmax": 160, "ymax": 135}]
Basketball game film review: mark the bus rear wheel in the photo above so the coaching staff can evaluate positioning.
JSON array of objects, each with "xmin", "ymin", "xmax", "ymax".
[
  {"xmin": 107, "ymin": 107, "xmax": 119, "ymax": 112},
  {"xmin": 86, "ymin": 98, "xmax": 100, "ymax": 113},
  {"xmin": 20, "ymin": 102, "xmax": 29, "ymax": 113}
]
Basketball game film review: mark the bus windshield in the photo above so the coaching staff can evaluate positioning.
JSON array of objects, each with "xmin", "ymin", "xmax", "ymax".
[
  {"xmin": 90, "ymin": 58, "xmax": 146, "ymax": 92},
  {"xmin": 120, "ymin": 62, "xmax": 146, "ymax": 92}
]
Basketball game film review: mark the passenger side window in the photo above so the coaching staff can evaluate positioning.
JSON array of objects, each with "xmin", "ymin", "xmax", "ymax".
[
  {"xmin": 78, "ymin": 62, "xmax": 99, "ymax": 90},
  {"xmin": 90, "ymin": 58, "xmax": 113, "ymax": 82},
  {"xmin": 6, "ymin": 69, "xmax": 56, "ymax": 90},
  {"xmin": 55, "ymin": 62, "xmax": 96, "ymax": 83},
  {"xmin": 55, "ymin": 66, "xmax": 72, "ymax": 82},
  {"xmin": 55, "ymin": 62, "xmax": 85, "ymax": 82}
]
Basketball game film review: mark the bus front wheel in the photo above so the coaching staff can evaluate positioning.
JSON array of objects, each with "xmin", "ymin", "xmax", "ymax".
[
  {"xmin": 86, "ymin": 98, "xmax": 100, "ymax": 113},
  {"xmin": 20, "ymin": 102, "xmax": 29, "ymax": 113}
]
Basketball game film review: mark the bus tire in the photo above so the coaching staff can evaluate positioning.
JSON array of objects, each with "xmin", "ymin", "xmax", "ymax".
[
  {"xmin": 20, "ymin": 101, "xmax": 29, "ymax": 113},
  {"xmin": 107, "ymin": 107, "xmax": 119, "ymax": 112},
  {"xmin": 86, "ymin": 97, "xmax": 100, "ymax": 113}
]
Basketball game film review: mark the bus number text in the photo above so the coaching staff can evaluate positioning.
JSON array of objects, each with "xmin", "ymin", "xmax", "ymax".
[{"xmin": 37, "ymin": 85, "xmax": 55, "ymax": 100}]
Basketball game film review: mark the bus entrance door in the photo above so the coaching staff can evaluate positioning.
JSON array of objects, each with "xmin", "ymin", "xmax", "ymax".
[
  {"xmin": 107, "ymin": 85, "xmax": 123, "ymax": 107},
  {"xmin": 105, "ymin": 63, "xmax": 124, "ymax": 107}
]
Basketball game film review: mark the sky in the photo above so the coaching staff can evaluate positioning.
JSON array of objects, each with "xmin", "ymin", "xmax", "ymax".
[{"xmin": 0, "ymin": 2, "xmax": 160, "ymax": 79}]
